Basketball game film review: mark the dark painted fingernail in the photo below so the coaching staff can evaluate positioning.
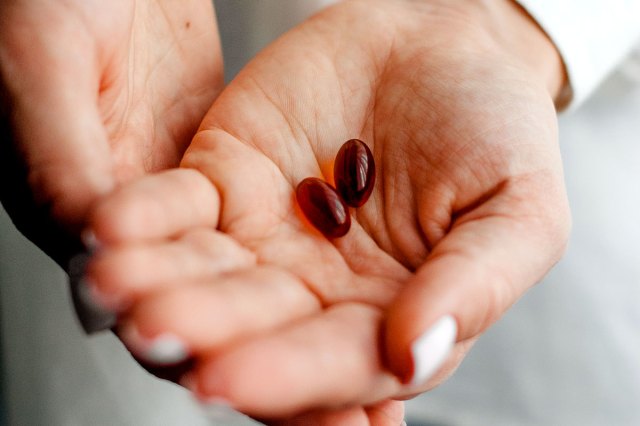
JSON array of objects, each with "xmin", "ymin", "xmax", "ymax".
[
  {"xmin": 133, "ymin": 354, "xmax": 196, "ymax": 384},
  {"xmin": 68, "ymin": 252, "xmax": 117, "ymax": 334},
  {"xmin": 81, "ymin": 229, "xmax": 102, "ymax": 251}
]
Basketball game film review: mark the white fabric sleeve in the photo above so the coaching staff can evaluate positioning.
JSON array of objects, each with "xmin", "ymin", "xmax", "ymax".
[{"xmin": 516, "ymin": 0, "xmax": 640, "ymax": 108}]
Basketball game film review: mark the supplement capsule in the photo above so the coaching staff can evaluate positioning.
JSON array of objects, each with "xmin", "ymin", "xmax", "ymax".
[
  {"xmin": 296, "ymin": 177, "xmax": 351, "ymax": 238},
  {"xmin": 334, "ymin": 139, "xmax": 375, "ymax": 207}
]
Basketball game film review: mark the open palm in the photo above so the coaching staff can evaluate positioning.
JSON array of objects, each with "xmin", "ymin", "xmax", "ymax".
[{"xmin": 87, "ymin": 0, "xmax": 570, "ymax": 422}]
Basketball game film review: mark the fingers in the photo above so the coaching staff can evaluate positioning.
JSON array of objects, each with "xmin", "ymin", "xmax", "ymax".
[
  {"xmin": 266, "ymin": 399, "xmax": 405, "ymax": 426},
  {"xmin": 120, "ymin": 267, "xmax": 321, "ymax": 364},
  {"xmin": 187, "ymin": 303, "xmax": 403, "ymax": 418},
  {"xmin": 85, "ymin": 228, "xmax": 256, "ymax": 310},
  {"xmin": 266, "ymin": 407, "xmax": 371, "ymax": 426},
  {"xmin": 384, "ymin": 181, "xmax": 571, "ymax": 387},
  {"xmin": 78, "ymin": 167, "xmax": 224, "ymax": 334},
  {"xmin": 364, "ymin": 400, "xmax": 406, "ymax": 426},
  {"xmin": 88, "ymin": 169, "xmax": 220, "ymax": 245}
]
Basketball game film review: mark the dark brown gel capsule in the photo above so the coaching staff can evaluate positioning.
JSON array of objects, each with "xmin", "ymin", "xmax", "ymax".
[
  {"xmin": 296, "ymin": 177, "xmax": 351, "ymax": 238},
  {"xmin": 334, "ymin": 139, "xmax": 375, "ymax": 207}
]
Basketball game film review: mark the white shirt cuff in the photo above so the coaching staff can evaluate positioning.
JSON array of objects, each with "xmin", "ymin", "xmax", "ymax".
[{"xmin": 516, "ymin": 0, "xmax": 640, "ymax": 109}]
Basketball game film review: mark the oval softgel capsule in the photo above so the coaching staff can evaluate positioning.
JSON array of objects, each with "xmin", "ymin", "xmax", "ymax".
[
  {"xmin": 334, "ymin": 139, "xmax": 375, "ymax": 207},
  {"xmin": 296, "ymin": 177, "xmax": 351, "ymax": 238}
]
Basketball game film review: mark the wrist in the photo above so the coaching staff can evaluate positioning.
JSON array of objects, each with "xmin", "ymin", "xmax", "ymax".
[
  {"xmin": 375, "ymin": 0, "xmax": 569, "ymax": 107},
  {"xmin": 486, "ymin": 0, "xmax": 569, "ymax": 107}
]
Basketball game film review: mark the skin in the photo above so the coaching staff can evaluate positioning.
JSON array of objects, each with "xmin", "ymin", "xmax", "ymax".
[
  {"xmin": 85, "ymin": 0, "xmax": 569, "ymax": 423},
  {"xmin": 0, "ymin": 0, "xmax": 223, "ymax": 265},
  {"xmin": 0, "ymin": 1, "xmax": 399, "ymax": 423}
]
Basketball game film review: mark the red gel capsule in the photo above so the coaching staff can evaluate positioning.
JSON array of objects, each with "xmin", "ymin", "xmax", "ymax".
[
  {"xmin": 296, "ymin": 177, "xmax": 351, "ymax": 238},
  {"xmin": 334, "ymin": 139, "xmax": 375, "ymax": 207}
]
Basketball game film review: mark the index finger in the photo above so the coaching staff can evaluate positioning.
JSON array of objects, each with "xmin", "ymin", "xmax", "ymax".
[{"xmin": 87, "ymin": 168, "xmax": 220, "ymax": 245}]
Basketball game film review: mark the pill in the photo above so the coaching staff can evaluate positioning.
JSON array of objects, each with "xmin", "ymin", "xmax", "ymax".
[
  {"xmin": 334, "ymin": 139, "xmax": 375, "ymax": 207},
  {"xmin": 296, "ymin": 177, "xmax": 351, "ymax": 238}
]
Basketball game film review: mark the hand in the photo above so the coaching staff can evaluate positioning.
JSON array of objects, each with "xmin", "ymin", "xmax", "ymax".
[
  {"xmin": 0, "ymin": 0, "xmax": 223, "ymax": 264},
  {"xmin": 84, "ymin": 0, "xmax": 570, "ymax": 421}
]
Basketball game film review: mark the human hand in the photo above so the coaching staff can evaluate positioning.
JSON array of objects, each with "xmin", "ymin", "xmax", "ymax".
[
  {"xmin": 0, "ymin": 0, "xmax": 223, "ymax": 265},
  {"xmin": 84, "ymin": 0, "xmax": 570, "ymax": 421}
]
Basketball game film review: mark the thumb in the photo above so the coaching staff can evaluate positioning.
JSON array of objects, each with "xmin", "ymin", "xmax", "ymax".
[
  {"xmin": 10, "ymin": 70, "xmax": 114, "ymax": 227},
  {"xmin": 0, "ymin": 37, "xmax": 114, "ymax": 258},
  {"xmin": 384, "ymin": 186, "xmax": 571, "ymax": 388}
]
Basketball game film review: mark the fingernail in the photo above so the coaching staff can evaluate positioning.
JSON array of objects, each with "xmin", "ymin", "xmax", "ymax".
[
  {"xmin": 81, "ymin": 229, "xmax": 102, "ymax": 252},
  {"xmin": 68, "ymin": 252, "xmax": 91, "ymax": 279},
  {"xmin": 80, "ymin": 278, "xmax": 127, "ymax": 312},
  {"xmin": 409, "ymin": 315, "xmax": 457, "ymax": 387},
  {"xmin": 182, "ymin": 374, "xmax": 237, "ymax": 418},
  {"xmin": 199, "ymin": 397, "xmax": 238, "ymax": 421},
  {"xmin": 120, "ymin": 323, "xmax": 189, "ymax": 366},
  {"xmin": 401, "ymin": 421, "xmax": 408, "ymax": 426},
  {"xmin": 137, "ymin": 356, "xmax": 195, "ymax": 384},
  {"xmin": 68, "ymin": 253, "xmax": 117, "ymax": 334}
]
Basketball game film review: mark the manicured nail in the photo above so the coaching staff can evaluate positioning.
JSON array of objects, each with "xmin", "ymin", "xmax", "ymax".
[
  {"xmin": 81, "ymin": 229, "xmax": 102, "ymax": 252},
  {"xmin": 68, "ymin": 253, "xmax": 117, "ymax": 334},
  {"xmin": 409, "ymin": 315, "xmax": 457, "ymax": 387},
  {"xmin": 120, "ymin": 323, "xmax": 189, "ymax": 365},
  {"xmin": 401, "ymin": 421, "xmax": 408, "ymax": 426}
]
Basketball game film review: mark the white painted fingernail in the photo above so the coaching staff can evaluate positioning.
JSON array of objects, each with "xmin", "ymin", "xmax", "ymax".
[
  {"xmin": 81, "ymin": 229, "xmax": 102, "ymax": 251},
  {"xmin": 120, "ymin": 323, "xmax": 189, "ymax": 365},
  {"xmin": 410, "ymin": 315, "xmax": 457, "ymax": 387},
  {"xmin": 145, "ymin": 334, "xmax": 189, "ymax": 365},
  {"xmin": 401, "ymin": 421, "xmax": 408, "ymax": 426}
]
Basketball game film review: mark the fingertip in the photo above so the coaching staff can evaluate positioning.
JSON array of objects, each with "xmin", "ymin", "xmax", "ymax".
[
  {"xmin": 88, "ymin": 169, "xmax": 220, "ymax": 245},
  {"xmin": 119, "ymin": 321, "xmax": 191, "ymax": 366},
  {"xmin": 407, "ymin": 315, "xmax": 457, "ymax": 387},
  {"xmin": 85, "ymin": 196, "xmax": 128, "ymax": 246},
  {"xmin": 384, "ymin": 278, "xmax": 458, "ymax": 385},
  {"xmin": 67, "ymin": 252, "xmax": 118, "ymax": 334},
  {"xmin": 80, "ymin": 228, "xmax": 102, "ymax": 251},
  {"xmin": 386, "ymin": 315, "xmax": 458, "ymax": 393},
  {"xmin": 384, "ymin": 289, "xmax": 420, "ymax": 383},
  {"xmin": 193, "ymin": 347, "xmax": 275, "ymax": 414},
  {"xmin": 364, "ymin": 399, "xmax": 406, "ymax": 426}
]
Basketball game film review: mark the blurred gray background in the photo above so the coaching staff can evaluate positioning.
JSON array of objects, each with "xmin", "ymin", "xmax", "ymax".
[{"xmin": 2, "ymin": 1, "xmax": 640, "ymax": 425}]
